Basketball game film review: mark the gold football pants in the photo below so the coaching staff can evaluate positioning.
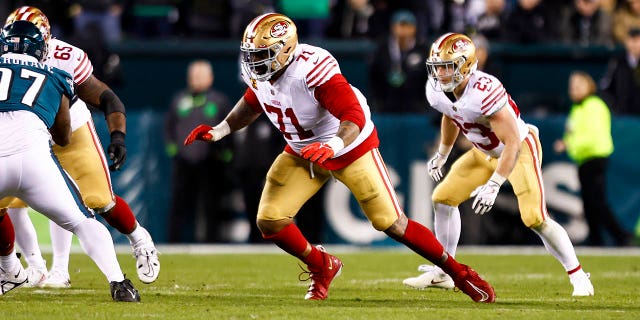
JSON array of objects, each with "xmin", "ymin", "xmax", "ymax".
[
  {"xmin": 257, "ymin": 148, "xmax": 403, "ymax": 231},
  {"xmin": 432, "ymin": 128, "xmax": 548, "ymax": 228}
]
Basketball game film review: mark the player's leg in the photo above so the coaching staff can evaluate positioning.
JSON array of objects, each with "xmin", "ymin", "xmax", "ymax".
[
  {"xmin": 7, "ymin": 204, "xmax": 48, "ymax": 287},
  {"xmin": 432, "ymin": 148, "xmax": 492, "ymax": 255},
  {"xmin": 256, "ymin": 153, "xmax": 336, "ymax": 300},
  {"xmin": 107, "ymin": 195, "xmax": 159, "ymax": 283},
  {"xmin": 404, "ymin": 148, "xmax": 492, "ymax": 289},
  {"xmin": 46, "ymin": 220, "xmax": 73, "ymax": 288},
  {"xmin": 0, "ymin": 210, "xmax": 28, "ymax": 295},
  {"xmin": 53, "ymin": 121, "xmax": 159, "ymax": 283},
  {"xmin": 511, "ymin": 129, "xmax": 593, "ymax": 296},
  {"xmin": 335, "ymin": 149, "xmax": 494, "ymax": 302},
  {"xmin": 20, "ymin": 147, "xmax": 139, "ymax": 301}
]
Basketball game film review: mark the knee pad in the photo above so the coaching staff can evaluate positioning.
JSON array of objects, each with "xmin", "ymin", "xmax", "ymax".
[
  {"xmin": 431, "ymin": 185, "xmax": 461, "ymax": 207},
  {"xmin": 92, "ymin": 199, "xmax": 115, "ymax": 214},
  {"xmin": 521, "ymin": 209, "xmax": 545, "ymax": 228},
  {"xmin": 257, "ymin": 204, "xmax": 284, "ymax": 221},
  {"xmin": 369, "ymin": 214, "xmax": 396, "ymax": 231}
]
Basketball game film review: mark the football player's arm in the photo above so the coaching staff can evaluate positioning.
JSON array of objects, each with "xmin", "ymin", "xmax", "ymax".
[
  {"xmin": 470, "ymin": 106, "xmax": 521, "ymax": 215},
  {"xmin": 489, "ymin": 106, "xmax": 520, "ymax": 179},
  {"xmin": 299, "ymin": 74, "xmax": 362, "ymax": 163},
  {"xmin": 316, "ymin": 74, "xmax": 364, "ymax": 146},
  {"xmin": 439, "ymin": 115, "xmax": 460, "ymax": 150},
  {"xmin": 224, "ymin": 97, "xmax": 262, "ymax": 132},
  {"xmin": 77, "ymin": 75, "xmax": 128, "ymax": 170},
  {"xmin": 184, "ymin": 96, "xmax": 261, "ymax": 145},
  {"xmin": 76, "ymin": 75, "xmax": 126, "ymax": 134},
  {"xmin": 50, "ymin": 95, "xmax": 72, "ymax": 147},
  {"xmin": 425, "ymin": 115, "xmax": 459, "ymax": 182}
]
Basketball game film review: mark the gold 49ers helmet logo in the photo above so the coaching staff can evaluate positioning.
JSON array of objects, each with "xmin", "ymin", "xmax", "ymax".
[
  {"xmin": 452, "ymin": 39, "xmax": 470, "ymax": 53},
  {"xmin": 270, "ymin": 21, "xmax": 289, "ymax": 37}
]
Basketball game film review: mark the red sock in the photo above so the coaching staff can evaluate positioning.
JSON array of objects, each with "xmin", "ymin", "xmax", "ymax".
[
  {"xmin": 567, "ymin": 265, "xmax": 582, "ymax": 275},
  {"xmin": 263, "ymin": 224, "xmax": 323, "ymax": 267},
  {"xmin": 101, "ymin": 195, "xmax": 137, "ymax": 234},
  {"xmin": 0, "ymin": 213, "xmax": 15, "ymax": 256},
  {"xmin": 399, "ymin": 219, "xmax": 463, "ymax": 275},
  {"xmin": 440, "ymin": 253, "xmax": 464, "ymax": 276}
]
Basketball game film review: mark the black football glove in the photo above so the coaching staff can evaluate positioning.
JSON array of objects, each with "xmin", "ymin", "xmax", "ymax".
[{"xmin": 107, "ymin": 130, "xmax": 126, "ymax": 171}]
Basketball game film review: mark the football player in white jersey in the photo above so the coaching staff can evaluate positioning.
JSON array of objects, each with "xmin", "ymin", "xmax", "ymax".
[
  {"xmin": 0, "ymin": 6, "xmax": 159, "ymax": 288},
  {"xmin": 402, "ymin": 33, "xmax": 594, "ymax": 297},
  {"xmin": 185, "ymin": 13, "xmax": 495, "ymax": 303},
  {"xmin": 0, "ymin": 20, "xmax": 139, "ymax": 301}
]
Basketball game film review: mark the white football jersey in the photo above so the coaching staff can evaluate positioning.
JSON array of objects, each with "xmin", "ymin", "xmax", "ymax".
[
  {"xmin": 45, "ymin": 38, "xmax": 94, "ymax": 131},
  {"xmin": 241, "ymin": 43, "xmax": 375, "ymax": 158},
  {"xmin": 426, "ymin": 70, "xmax": 530, "ymax": 158}
]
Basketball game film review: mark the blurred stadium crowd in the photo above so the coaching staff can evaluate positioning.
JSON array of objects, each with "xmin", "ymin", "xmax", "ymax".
[
  {"xmin": 0, "ymin": 0, "xmax": 637, "ymax": 45},
  {"xmin": 3, "ymin": 0, "xmax": 639, "ymax": 117}
]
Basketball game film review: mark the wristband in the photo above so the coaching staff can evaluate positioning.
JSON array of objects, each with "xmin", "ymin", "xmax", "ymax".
[
  {"xmin": 210, "ymin": 121, "xmax": 231, "ymax": 141},
  {"xmin": 438, "ymin": 144, "xmax": 453, "ymax": 157},
  {"xmin": 326, "ymin": 136, "xmax": 345, "ymax": 153},
  {"xmin": 489, "ymin": 172, "xmax": 507, "ymax": 186},
  {"xmin": 110, "ymin": 130, "xmax": 125, "ymax": 144}
]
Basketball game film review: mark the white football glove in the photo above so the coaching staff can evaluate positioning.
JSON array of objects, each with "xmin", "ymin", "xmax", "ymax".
[
  {"xmin": 470, "ymin": 180, "xmax": 501, "ymax": 215},
  {"xmin": 427, "ymin": 152, "xmax": 448, "ymax": 182}
]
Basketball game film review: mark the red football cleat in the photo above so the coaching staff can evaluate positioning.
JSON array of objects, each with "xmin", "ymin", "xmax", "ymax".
[
  {"xmin": 299, "ymin": 245, "xmax": 343, "ymax": 300},
  {"xmin": 452, "ymin": 264, "xmax": 496, "ymax": 303}
]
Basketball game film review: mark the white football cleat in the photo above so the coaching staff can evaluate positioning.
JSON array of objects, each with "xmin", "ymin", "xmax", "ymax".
[
  {"xmin": 133, "ymin": 228, "xmax": 160, "ymax": 284},
  {"xmin": 570, "ymin": 271, "xmax": 594, "ymax": 296},
  {"xmin": 23, "ymin": 265, "xmax": 48, "ymax": 288},
  {"xmin": 0, "ymin": 263, "xmax": 28, "ymax": 295},
  {"xmin": 42, "ymin": 269, "xmax": 71, "ymax": 288},
  {"xmin": 402, "ymin": 264, "xmax": 454, "ymax": 290}
]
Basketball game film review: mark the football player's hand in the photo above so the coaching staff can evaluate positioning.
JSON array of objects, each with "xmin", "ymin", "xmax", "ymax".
[
  {"xmin": 184, "ymin": 125, "xmax": 214, "ymax": 145},
  {"xmin": 427, "ymin": 152, "xmax": 448, "ymax": 182},
  {"xmin": 300, "ymin": 142, "xmax": 335, "ymax": 164},
  {"xmin": 108, "ymin": 131, "xmax": 126, "ymax": 171},
  {"xmin": 470, "ymin": 180, "xmax": 501, "ymax": 215}
]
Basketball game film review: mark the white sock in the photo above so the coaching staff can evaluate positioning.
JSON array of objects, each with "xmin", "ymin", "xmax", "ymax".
[
  {"xmin": 0, "ymin": 248, "xmax": 21, "ymax": 273},
  {"xmin": 49, "ymin": 220, "xmax": 73, "ymax": 274},
  {"xmin": 569, "ymin": 268, "xmax": 589, "ymax": 282},
  {"xmin": 532, "ymin": 219, "xmax": 581, "ymax": 272},
  {"xmin": 433, "ymin": 203, "xmax": 461, "ymax": 257},
  {"xmin": 72, "ymin": 219, "xmax": 124, "ymax": 283},
  {"xmin": 8, "ymin": 207, "xmax": 46, "ymax": 269},
  {"xmin": 433, "ymin": 203, "xmax": 461, "ymax": 275},
  {"xmin": 126, "ymin": 222, "xmax": 150, "ymax": 248}
]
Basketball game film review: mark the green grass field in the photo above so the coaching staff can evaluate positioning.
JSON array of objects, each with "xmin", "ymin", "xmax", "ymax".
[{"xmin": 2, "ymin": 247, "xmax": 639, "ymax": 320}]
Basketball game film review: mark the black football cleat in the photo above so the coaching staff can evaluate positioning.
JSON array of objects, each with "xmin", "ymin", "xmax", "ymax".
[{"xmin": 110, "ymin": 278, "xmax": 141, "ymax": 302}]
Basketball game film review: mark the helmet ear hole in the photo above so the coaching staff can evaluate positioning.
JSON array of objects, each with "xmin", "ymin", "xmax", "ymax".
[{"xmin": 455, "ymin": 56, "xmax": 467, "ymax": 80}]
